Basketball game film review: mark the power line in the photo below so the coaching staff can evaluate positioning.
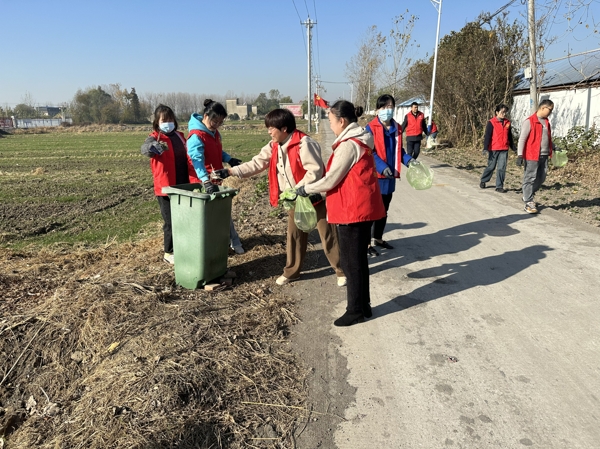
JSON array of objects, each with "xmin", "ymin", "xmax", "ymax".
[
  {"xmin": 303, "ymin": 0, "xmax": 310, "ymax": 17},
  {"xmin": 291, "ymin": 0, "xmax": 308, "ymax": 55},
  {"xmin": 479, "ymin": 0, "xmax": 519, "ymax": 25},
  {"xmin": 313, "ymin": 0, "xmax": 321, "ymax": 77}
]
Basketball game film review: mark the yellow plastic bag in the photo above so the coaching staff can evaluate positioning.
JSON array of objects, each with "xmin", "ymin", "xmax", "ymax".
[
  {"xmin": 406, "ymin": 161, "xmax": 434, "ymax": 190},
  {"xmin": 294, "ymin": 195, "xmax": 317, "ymax": 232},
  {"xmin": 551, "ymin": 149, "xmax": 568, "ymax": 168}
]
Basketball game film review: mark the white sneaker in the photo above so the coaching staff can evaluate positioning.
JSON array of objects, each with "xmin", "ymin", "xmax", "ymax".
[
  {"xmin": 276, "ymin": 275, "xmax": 297, "ymax": 285},
  {"xmin": 337, "ymin": 276, "xmax": 347, "ymax": 287},
  {"xmin": 231, "ymin": 245, "xmax": 245, "ymax": 255},
  {"xmin": 163, "ymin": 253, "xmax": 175, "ymax": 265}
]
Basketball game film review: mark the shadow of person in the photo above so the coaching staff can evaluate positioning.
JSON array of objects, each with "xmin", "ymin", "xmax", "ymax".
[
  {"xmin": 369, "ymin": 214, "xmax": 534, "ymax": 276},
  {"xmin": 372, "ymin": 244, "xmax": 552, "ymax": 319}
]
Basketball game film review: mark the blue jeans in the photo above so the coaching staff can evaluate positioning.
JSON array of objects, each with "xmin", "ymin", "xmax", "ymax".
[{"xmin": 481, "ymin": 150, "xmax": 508, "ymax": 189}]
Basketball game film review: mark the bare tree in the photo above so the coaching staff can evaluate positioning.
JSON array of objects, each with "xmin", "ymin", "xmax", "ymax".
[
  {"xmin": 345, "ymin": 26, "xmax": 385, "ymax": 111},
  {"xmin": 379, "ymin": 12, "xmax": 419, "ymax": 98}
]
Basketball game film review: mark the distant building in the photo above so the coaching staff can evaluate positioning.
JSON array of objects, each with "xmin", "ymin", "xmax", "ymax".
[
  {"xmin": 226, "ymin": 99, "xmax": 257, "ymax": 119},
  {"xmin": 281, "ymin": 103, "xmax": 303, "ymax": 117},
  {"xmin": 394, "ymin": 96, "xmax": 430, "ymax": 123},
  {"xmin": 36, "ymin": 106, "xmax": 61, "ymax": 117}
]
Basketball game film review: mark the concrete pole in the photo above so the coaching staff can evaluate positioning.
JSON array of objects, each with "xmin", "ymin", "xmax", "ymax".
[
  {"xmin": 302, "ymin": 18, "xmax": 315, "ymax": 132},
  {"xmin": 528, "ymin": 0, "xmax": 538, "ymax": 114}
]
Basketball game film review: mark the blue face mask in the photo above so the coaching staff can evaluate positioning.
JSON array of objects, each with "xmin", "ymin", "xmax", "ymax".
[
  {"xmin": 378, "ymin": 109, "xmax": 394, "ymax": 122},
  {"xmin": 159, "ymin": 122, "xmax": 175, "ymax": 133}
]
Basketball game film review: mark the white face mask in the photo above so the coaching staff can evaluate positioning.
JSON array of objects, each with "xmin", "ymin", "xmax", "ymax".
[
  {"xmin": 159, "ymin": 122, "xmax": 175, "ymax": 133},
  {"xmin": 378, "ymin": 109, "xmax": 394, "ymax": 122}
]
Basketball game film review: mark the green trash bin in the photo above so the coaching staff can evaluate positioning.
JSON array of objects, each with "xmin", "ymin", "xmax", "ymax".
[{"xmin": 162, "ymin": 183, "xmax": 238, "ymax": 289}]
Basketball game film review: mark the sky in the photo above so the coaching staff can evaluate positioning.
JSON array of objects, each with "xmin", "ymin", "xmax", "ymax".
[{"xmin": 2, "ymin": 0, "xmax": 599, "ymax": 108}]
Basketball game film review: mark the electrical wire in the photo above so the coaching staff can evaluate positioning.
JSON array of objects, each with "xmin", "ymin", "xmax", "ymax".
[
  {"xmin": 291, "ymin": 0, "xmax": 307, "ymax": 55},
  {"xmin": 313, "ymin": 0, "xmax": 321, "ymax": 81}
]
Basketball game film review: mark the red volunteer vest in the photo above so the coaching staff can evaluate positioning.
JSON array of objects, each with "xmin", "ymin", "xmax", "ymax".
[
  {"xmin": 524, "ymin": 113, "xmax": 553, "ymax": 161},
  {"xmin": 325, "ymin": 138, "xmax": 386, "ymax": 225},
  {"xmin": 149, "ymin": 130, "xmax": 200, "ymax": 196},
  {"xmin": 489, "ymin": 118, "xmax": 511, "ymax": 151},
  {"xmin": 187, "ymin": 129, "xmax": 223, "ymax": 172},
  {"xmin": 268, "ymin": 130, "xmax": 309, "ymax": 207},
  {"xmin": 430, "ymin": 121, "xmax": 438, "ymax": 133},
  {"xmin": 405, "ymin": 111, "xmax": 425, "ymax": 137},
  {"xmin": 368, "ymin": 117, "xmax": 403, "ymax": 178}
]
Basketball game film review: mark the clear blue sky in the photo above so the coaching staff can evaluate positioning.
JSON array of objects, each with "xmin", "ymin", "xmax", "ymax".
[{"xmin": 2, "ymin": 0, "xmax": 598, "ymax": 108}]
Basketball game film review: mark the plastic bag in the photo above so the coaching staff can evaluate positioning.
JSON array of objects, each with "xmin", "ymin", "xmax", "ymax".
[
  {"xmin": 294, "ymin": 195, "xmax": 317, "ymax": 232},
  {"xmin": 406, "ymin": 160, "xmax": 434, "ymax": 190},
  {"xmin": 279, "ymin": 188, "xmax": 297, "ymax": 211},
  {"xmin": 551, "ymin": 149, "xmax": 568, "ymax": 168}
]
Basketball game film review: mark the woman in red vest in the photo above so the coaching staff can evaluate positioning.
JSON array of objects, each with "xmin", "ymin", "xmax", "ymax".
[
  {"xmin": 296, "ymin": 101, "xmax": 386, "ymax": 327},
  {"xmin": 214, "ymin": 108, "xmax": 346, "ymax": 287},
  {"xmin": 366, "ymin": 94, "xmax": 415, "ymax": 255},
  {"xmin": 188, "ymin": 99, "xmax": 245, "ymax": 254},
  {"xmin": 480, "ymin": 104, "xmax": 516, "ymax": 193},
  {"xmin": 140, "ymin": 104, "xmax": 200, "ymax": 265}
]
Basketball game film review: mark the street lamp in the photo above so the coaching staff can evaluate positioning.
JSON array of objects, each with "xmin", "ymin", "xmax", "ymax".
[{"xmin": 428, "ymin": 0, "xmax": 442, "ymax": 145}]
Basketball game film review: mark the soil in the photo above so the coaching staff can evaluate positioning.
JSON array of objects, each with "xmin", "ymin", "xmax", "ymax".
[{"xmin": 0, "ymin": 176, "xmax": 315, "ymax": 448}]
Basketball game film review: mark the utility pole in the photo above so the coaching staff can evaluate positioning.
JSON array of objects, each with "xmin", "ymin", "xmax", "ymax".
[
  {"xmin": 528, "ymin": 0, "xmax": 538, "ymax": 113},
  {"xmin": 302, "ymin": 18, "xmax": 315, "ymax": 132},
  {"xmin": 428, "ymin": 0, "xmax": 442, "ymax": 136}
]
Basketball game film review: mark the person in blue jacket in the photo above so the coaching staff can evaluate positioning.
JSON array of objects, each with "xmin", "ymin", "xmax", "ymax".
[
  {"xmin": 187, "ymin": 99, "xmax": 245, "ymax": 254},
  {"xmin": 365, "ymin": 94, "xmax": 414, "ymax": 256}
]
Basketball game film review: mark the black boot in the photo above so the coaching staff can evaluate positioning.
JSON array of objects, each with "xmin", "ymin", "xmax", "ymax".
[
  {"xmin": 334, "ymin": 311, "xmax": 364, "ymax": 327},
  {"xmin": 363, "ymin": 303, "xmax": 372, "ymax": 318}
]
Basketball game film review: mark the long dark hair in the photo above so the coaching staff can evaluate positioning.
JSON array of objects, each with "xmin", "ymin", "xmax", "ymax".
[
  {"xmin": 329, "ymin": 100, "xmax": 363, "ymax": 124},
  {"xmin": 152, "ymin": 104, "xmax": 178, "ymax": 132},
  {"xmin": 203, "ymin": 99, "xmax": 227, "ymax": 120}
]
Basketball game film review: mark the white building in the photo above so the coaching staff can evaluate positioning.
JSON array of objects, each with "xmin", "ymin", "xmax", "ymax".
[{"xmin": 511, "ymin": 53, "xmax": 600, "ymax": 136}]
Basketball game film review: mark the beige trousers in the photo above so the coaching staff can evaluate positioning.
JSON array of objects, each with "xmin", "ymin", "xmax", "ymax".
[{"xmin": 282, "ymin": 200, "xmax": 344, "ymax": 279}]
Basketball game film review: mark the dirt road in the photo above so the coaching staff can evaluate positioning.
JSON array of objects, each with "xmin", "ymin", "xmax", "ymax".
[{"xmin": 291, "ymin": 122, "xmax": 600, "ymax": 448}]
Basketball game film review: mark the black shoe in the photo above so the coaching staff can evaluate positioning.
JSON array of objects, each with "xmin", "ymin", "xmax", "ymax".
[
  {"xmin": 367, "ymin": 246, "xmax": 379, "ymax": 257},
  {"xmin": 479, "ymin": 182, "xmax": 486, "ymax": 189},
  {"xmin": 495, "ymin": 188, "xmax": 507, "ymax": 193},
  {"xmin": 374, "ymin": 240, "xmax": 394, "ymax": 249},
  {"xmin": 363, "ymin": 304, "xmax": 372, "ymax": 318},
  {"xmin": 334, "ymin": 311, "xmax": 365, "ymax": 327}
]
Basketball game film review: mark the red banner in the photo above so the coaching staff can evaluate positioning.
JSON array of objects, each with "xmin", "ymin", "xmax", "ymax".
[{"xmin": 314, "ymin": 94, "xmax": 329, "ymax": 108}]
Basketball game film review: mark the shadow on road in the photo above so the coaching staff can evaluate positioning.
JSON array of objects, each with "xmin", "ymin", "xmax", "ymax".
[
  {"xmin": 373, "ymin": 244, "xmax": 552, "ymax": 318},
  {"xmin": 369, "ymin": 214, "xmax": 535, "ymax": 276},
  {"xmin": 367, "ymin": 214, "xmax": 552, "ymax": 318}
]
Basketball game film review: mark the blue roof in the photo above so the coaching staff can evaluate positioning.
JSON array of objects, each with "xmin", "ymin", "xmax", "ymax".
[
  {"xmin": 515, "ymin": 52, "xmax": 600, "ymax": 90},
  {"xmin": 397, "ymin": 95, "xmax": 429, "ymax": 107}
]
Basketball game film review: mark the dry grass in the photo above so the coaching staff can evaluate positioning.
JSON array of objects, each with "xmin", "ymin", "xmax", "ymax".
[{"xmin": 0, "ymin": 178, "xmax": 312, "ymax": 448}]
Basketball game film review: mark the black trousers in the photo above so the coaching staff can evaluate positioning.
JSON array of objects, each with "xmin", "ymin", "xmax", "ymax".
[
  {"xmin": 337, "ymin": 221, "xmax": 373, "ymax": 314},
  {"xmin": 372, "ymin": 193, "xmax": 393, "ymax": 241},
  {"xmin": 157, "ymin": 196, "xmax": 173, "ymax": 253},
  {"xmin": 406, "ymin": 139, "xmax": 421, "ymax": 159}
]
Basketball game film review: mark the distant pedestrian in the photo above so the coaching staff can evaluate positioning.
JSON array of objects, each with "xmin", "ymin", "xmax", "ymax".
[
  {"xmin": 401, "ymin": 102, "xmax": 428, "ymax": 159},
  {"xmin": 140, "ymin": 104, "xmax": 200, "ymax": 265},
  {"xmin": 187, "ymin": 99, "xmax": 245, "ymax": 254},
  {"xmin": 366, "ymin": 94, "xmax": 414, "ymax": 255},
  {"xmin": 296, "ymin": 100, "xmax": 386, "ymax": 327},
  {"xmin": 213, "ymin": 108, "xmax": 346, "ymax": 287},
  {"xmin": 480, "ymin": 104, "xmax": 516, "ymax": 193},
  {"xmin": 517, "ymin": 99, "xmax": 555, "ymax": 214}
]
